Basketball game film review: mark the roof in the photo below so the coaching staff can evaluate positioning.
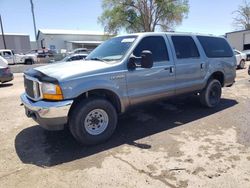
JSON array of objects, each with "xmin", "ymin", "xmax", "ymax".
[
  {"xmin": 0, "ymin": 33, "xmax": 29, "ymax": 36},
  {"xmin": 38, "ymin": 29, "xmax": 108, "ymax": 36},
  {"xmin": 116, "ymin": 32, "xmax": 221, "ymax": 38},
  {"xmin": 226, "ymin": 29, "xmax": 250, "ymax": 35},
  {"xmin": 67, "ymin": 40, "xmax": 103, "ymax": 44}
]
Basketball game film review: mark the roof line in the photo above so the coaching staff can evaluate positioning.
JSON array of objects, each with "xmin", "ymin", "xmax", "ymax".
[{"xmin": 226, "ymin": 29, "xmax": 250, "ymax": 35}]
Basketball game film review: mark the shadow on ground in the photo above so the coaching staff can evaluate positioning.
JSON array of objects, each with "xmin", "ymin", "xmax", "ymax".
[
  {"xmin": 15, "ymin": 96, "xmax": 238, "ymax": 167},
  {"xmin": 0, "ymin": 83, "xmax": 13, "ymax": 88}
]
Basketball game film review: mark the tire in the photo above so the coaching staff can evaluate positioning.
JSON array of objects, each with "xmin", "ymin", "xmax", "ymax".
[
  {"xmin": 200, "ymin": 79, "xmax": 222, "ymax": 108},
  {"xmin": 25, "ymin": 59, "xmax": 33, "ymax": 65},
  {"xmin": 69, "ymin": 98, "xmax": 117, "ymax": 145},
  {"xmin": 239, "ymin": 60, "xmax": 245, "ymax": 69}
]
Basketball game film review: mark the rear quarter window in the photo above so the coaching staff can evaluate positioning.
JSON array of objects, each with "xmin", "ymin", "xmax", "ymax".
[{"xmin": 197, "ymin": 36, "xmax": 233, "ymax": 58}]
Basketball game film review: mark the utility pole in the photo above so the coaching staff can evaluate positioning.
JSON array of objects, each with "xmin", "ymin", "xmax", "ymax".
[
  {"xmin": 0, "ymin": 14, "xmax": 7, "ymax": 49},
  {"xmin": 30, "ymin": 0, "xmax": 38, "ymax": 49}
]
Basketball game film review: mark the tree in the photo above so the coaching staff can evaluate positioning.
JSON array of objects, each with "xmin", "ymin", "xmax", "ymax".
[
  {"xmin": 98, "ymin": 0, "xmax": 189, "ymax": 34},
  {"xmin": 233, "ymin": 0, "xmax": 250, "ymax": 30}
]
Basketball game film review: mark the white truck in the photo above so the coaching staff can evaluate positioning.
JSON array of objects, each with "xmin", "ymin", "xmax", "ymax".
[{"xmin": 0, "ymin": 49, "xmax": 37, "ymax": 65}]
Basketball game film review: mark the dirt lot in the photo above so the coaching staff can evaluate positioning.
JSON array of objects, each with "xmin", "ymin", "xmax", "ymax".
[{"xmin": 0, "ymin": 66, "xmax": 250, "ymax": 188}]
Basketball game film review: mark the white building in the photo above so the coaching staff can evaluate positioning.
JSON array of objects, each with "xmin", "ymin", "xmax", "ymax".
[
  {"xmin": 0, "ymin": 33, "xmax": 31, "ymax": 53},
  {"xmin": 37, "ymin": 29, "xmax": 111, "ymax": 52},
  {"xmin": 226, "ymin": 29, "xmax": 250, "ymax": 51}
]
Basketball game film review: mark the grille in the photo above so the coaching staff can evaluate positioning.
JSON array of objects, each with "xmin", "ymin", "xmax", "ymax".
[{"xmin": 24, "ymin": 76, "xmax": 40, "ymax": 99}]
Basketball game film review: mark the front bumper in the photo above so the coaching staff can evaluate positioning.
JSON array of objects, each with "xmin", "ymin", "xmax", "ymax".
[
  {"xmin": 0, "ymin": 73, "xmax": 14, "ymax": 83},
  {"xmin": 20, "ymin": 93, "xmax": 73, "ymax": 130}
]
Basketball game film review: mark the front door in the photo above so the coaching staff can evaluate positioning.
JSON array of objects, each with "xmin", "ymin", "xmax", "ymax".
[{"xmin": 126, "ymin": 35, "xmax": 175, "ymax": 105}]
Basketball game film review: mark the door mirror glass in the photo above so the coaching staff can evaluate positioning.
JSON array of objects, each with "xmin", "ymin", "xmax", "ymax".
[{"xmin": 141, "ymin": 50, "xmax": 153, "ymax": 68}]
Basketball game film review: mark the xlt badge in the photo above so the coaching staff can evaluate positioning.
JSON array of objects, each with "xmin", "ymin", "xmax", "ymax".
[{"xmin": 110, "ymin": 75, "xmax": 125, "ymax": 80}]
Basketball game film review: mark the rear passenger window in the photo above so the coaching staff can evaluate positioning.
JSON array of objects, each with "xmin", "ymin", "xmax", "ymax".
[
  {"xmin": 171, "ymin": 36, "xmax": 200, "ymax": 59},
  {"xmin": 197, "ymin": 36, "xmax": 233, "ymax": 58},
  {"xmin": 133, "ymin": 36, "xmax": 169, "ymax": 62}
]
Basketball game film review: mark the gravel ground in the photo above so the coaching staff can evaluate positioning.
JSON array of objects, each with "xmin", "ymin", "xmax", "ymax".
[{"xmin": 0, "ymin": 65, "xmax": 250, "ymax": 188}]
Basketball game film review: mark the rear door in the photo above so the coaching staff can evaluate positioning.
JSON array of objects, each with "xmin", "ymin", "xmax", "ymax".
[
  {"xmin": 168, "ymin": 35, "xmax": 204, "ymax": 94},
  {"xmin": 126, "ymin": 35, "xmax": 175, "ymax": 105}
]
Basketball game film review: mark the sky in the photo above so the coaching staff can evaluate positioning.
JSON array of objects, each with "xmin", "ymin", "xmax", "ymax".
[{"xmin": 0, "ymin": 0, "xmax": 244, "ymax": 41}]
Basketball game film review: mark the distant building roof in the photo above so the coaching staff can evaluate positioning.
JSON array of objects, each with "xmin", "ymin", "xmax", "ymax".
[
  {"xmin": 38, "ymin": 29, "xmax": 107, "ymax": 36},
  {"xmin": 226, "ymin": 29, "xmax": 250, "ymax": 35}
]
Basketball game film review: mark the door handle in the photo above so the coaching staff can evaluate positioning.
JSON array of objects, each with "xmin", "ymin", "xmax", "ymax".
[
  {"xmin": 164, "ymin": 66, "xmax": 174, "ymax": 73},
  {"xmin": 201, "ymin": 63, "xmax": 204, "ymax": 69}
]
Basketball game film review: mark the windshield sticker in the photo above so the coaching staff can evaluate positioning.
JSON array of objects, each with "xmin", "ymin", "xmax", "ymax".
[{"xmin": 121, "ymin": 38, "xmax": 135, "ymax": 43}]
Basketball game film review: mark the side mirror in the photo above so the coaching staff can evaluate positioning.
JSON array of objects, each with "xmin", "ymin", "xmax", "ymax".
[
  {"xmin": 141, "ymin": 50, "xmax": 153, "ymax": 69},
  {"xmin": 127, "ymin": 50, "xmax": 153, "ymax": 70}
]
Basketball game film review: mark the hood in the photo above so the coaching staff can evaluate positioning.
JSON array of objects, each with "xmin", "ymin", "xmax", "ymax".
[{"xmin": 34, "ymin": 60, "xmax": 114, "ymax": 81}]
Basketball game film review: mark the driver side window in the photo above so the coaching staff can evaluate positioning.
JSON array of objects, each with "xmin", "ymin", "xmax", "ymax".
[{"xmin": 133, "ymin": 36, "xmax": 169, "ymax": 63}]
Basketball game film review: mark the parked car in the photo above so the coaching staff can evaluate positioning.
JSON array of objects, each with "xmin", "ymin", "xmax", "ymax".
[
  {"xmin": 68, "ymin": 48, "xmax": 88, "ymax": 55},
  {"xmin": 242, "ymin": 50, "xmax": 250, "ymax": 61},
  {"xmin": 0, "ymin": 56, "xmax": 13, "ymax": 83},
  {"xmin": 37, "ymin": 49, "xmax": 57, "ymax": 58},
  {"xmin": 234, "ymin": 49, "xmax": 246, "ymax": 69},
  {"xmin": 21, "ymin": 32, "xmax": 236, "ymax": 145},
  {"xmin": 61, "ymin": 53, "xmax": 88, "ymax": 62},
  {"xmin": 0, "ymin": 49, "xmax": 37, "ymax": 65}
]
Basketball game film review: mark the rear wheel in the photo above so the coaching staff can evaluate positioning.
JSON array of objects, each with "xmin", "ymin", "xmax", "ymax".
[
  {"xmin": 200, "ymin": 79, "xmax": 222, "ymax": 108},
  {"xmin": 69, "ymin": 98, "xmax": 117, "ymax": 145},
  {"xmin": 239, "ymin": 59, "xmax": 245, "ymax": 69}
]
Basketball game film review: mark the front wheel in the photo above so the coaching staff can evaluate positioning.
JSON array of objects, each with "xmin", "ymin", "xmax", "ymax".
[
  {"xmin": 200, "ymin": 79, "xmax": 222, "ymax": 108},
  {"xmin": 25, "ymin": 59, "xmax": 33, "ymax": 65},
  {"xmin": 69, "ymin": 98, "xmax": 117, "ymax": 145}
]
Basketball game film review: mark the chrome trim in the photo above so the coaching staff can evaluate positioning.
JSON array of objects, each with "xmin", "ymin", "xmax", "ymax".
[
  {"xmin": 21, "ymin": 93, "xmax": 73, "ymax": 119},
  {"xmin": 24, "ymin": 75, "xmax": 43, "ymax": 101}
]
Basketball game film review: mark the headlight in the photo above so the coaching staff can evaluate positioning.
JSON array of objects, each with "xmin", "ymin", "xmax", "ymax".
[{"xmin": 41, "ymin": 82, "xmax": 63, "ymax": 100}]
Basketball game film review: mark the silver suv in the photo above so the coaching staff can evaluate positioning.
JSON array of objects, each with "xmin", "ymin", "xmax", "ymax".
[{"xmin": 21, "ymin": 32, "xmax": 236, "ymax": 145}]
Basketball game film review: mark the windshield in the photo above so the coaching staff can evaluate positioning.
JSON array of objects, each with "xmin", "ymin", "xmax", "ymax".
[{"xmin": 86, "ymin": 36, "xmax": 137, "ymax": 62}]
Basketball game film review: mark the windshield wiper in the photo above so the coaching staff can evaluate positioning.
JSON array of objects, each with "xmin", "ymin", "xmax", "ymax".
[{"xmin": 89, "ymin": 57, "xmax": 106, "ymax": 62}]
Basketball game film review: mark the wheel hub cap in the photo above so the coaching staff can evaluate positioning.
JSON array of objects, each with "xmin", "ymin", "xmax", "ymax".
[{"xmin": 84, "ymin": 109, "xmax": 109, "ymax": 135}]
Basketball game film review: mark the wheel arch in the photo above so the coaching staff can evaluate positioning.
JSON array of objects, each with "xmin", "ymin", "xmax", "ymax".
[
  {"xmin": 208, "ymin": 71, "xmax": 225, "ymax": 87},
  {"xmin": 70, "ymin": 89, "xmax": 123, "ymax": 114}
]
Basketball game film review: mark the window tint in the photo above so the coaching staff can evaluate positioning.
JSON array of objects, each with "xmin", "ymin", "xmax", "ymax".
[
  {"xmin": 67, "ymin": 56, "xmax": 78, "ymax": 61},
  {"xmin": 79, "ymin": 55, "xmax": 87, "ymax": 59},
  {"xmin": 3, "ymin": 51, "xmax": 12, "ymax": 57},
  {"xmin": 197, "ymin": 36, "xmax": 233, "ymax": 58},
  {"xmin": 72, "ymin": 56, "xmax": 80, "ymax": 61},
  {"xmin": 171, "ymin": 36, "xmax": 200, "ymax": 59},
  {"xmin": 133, "ymin": 36, "xmax": 169, "ymax": 62}
]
